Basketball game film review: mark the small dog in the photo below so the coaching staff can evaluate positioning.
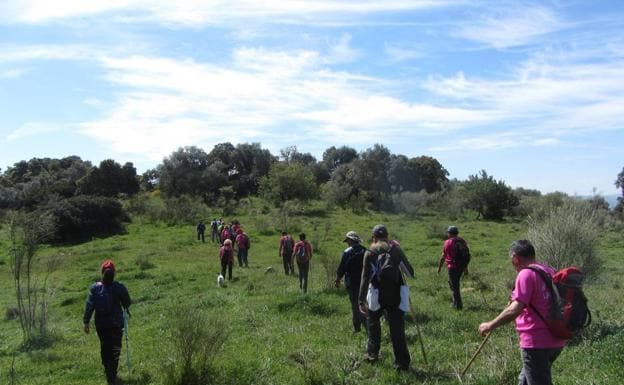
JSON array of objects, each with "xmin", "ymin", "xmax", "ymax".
[{"xmin": 217, "ymin": 274, "xmax": 225, "ymax": 287}]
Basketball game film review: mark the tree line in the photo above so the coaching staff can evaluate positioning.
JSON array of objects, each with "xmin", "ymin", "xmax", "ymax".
[{"xmin": 1, "ymin": 143, "xmax": 622, "ymax": 243}]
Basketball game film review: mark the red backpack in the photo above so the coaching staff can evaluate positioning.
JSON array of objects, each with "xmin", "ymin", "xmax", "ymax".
[{"xmin": 526, "ymin": 265, "xmax": 592, "ymax": 339}]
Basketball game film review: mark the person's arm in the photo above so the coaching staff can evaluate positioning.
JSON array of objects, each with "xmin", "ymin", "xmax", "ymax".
[
  {"xmin": 83, "ymin": 285, "xmax": 95, "ymax": 334},
  {"xmin": 437, "ymin": 254, "xmax": 445, "ymax": 274},
  {"xmin": 358, "ymin": 251, "xmax": 373, "ymax": 315},
  {"xmin": 478, "ymin": 300, "xmax": 525, "ymax": 336},
  {"xmin": 335, "ymin": 251, "xmax": 349, "ymax": 287}
]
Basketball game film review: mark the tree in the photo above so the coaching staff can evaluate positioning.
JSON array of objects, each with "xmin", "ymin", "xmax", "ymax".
[
  {"xmin": 158, "ymin": 146, "xmax": 215, "ymax": 199},
  {"xmin": 463, "ymin": 170, "xmax": 519, "ymax": 220},
  {"xmin": 616, "ymin": 167, "xmax": 624, "ymax": 211},
  {"xmin": 77, "ymin": 159, "xmax": 139, "ymax": 197},
  {"xmin": 409, "ymin": 156, "xmax": 449, "ymax": 193},
  {"xmin": 259, "ymin": 162, "xmax": 318, "ymax": 205}
]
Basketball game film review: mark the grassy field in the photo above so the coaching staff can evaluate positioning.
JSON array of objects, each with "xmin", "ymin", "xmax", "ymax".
[{"xmin": 1, "ymin": 202, "xmax": 623, "ymax": 384}]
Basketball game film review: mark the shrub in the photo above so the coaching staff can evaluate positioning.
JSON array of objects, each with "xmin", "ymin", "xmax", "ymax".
[
  {"xmin": 163, "ymin": 303, "xmax": 229, "ymax": 385},
  {"xmin": 44, "ymin": 195, "xmax": 128, "ymax": 243},
  {"xmin": 390, "ymin": 191, "xmax": 431, "ymax": 216},
  {"xmin": 528, "ymin": 199, "xmax": 602, "ymax": 279}
]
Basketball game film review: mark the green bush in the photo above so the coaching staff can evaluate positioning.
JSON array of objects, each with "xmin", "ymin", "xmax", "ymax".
[
  {"xmin": 528, "ymin": 199, "xmax": 602, "ymax": 278},
  {"xmin": 163, "ymin": 303, "xmax": 229, "ymax": 385}
]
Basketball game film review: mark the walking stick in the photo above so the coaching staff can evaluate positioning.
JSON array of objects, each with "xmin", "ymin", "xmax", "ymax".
[
  {"xmin": 461, "ymin": 332, "xmax": 491, "ymax": 377},
  {"xmin": 123, "ymin": 308, "xmax": 132, "ymax": 372},
  {"xmin": 407, "ymin": 299, "xmax": 428, "ymax": 365}
]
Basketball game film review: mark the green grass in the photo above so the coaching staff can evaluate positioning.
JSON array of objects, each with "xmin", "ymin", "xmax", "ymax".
[{"xmin": 1, "ymin": 204, "xmax": 623, "ymax": 384}]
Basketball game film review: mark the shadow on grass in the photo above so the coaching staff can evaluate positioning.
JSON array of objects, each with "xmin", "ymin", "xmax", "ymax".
[
  {"xmin": 276, "ymin": 295, "xmax": 338, "ymax": 317},
  {"xmin": 18, "ymin": 333, "xmax": 58, "ymax": 352}
]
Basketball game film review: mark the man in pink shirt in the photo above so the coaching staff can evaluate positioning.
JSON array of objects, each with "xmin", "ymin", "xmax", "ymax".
[
  {"xmin": 479, "ymin": 240, "xmax": 567, "ymax": 385},
  {"xmin": 438, "ymin": 226, "xmax": 469, "ymax": 310}
]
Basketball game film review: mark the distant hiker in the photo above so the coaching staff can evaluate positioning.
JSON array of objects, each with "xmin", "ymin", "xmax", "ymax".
[
  {"xmin": 479, "ymin": 240, "xmax": 567, "ymax": 385},
  {"xmin": 438, "ymin": 226, "xmax": 470, "ymax": 310},
  {"xmin": 196, "ymin": 221, "xmax": 206, "ymax": 243},
  {"xmin": 220, "ymin": 225, "xmax": 231, "ymax": 245},
  {"xmin": 335, "ymin": 230, "xmax": 367, "ymax": 332},
  {"xmin": 83, "ymin": 259, "xmax": 131, "ymax": 385},
  {"xmin": 358, "ymin": 224, "xmax": 414, "ymax": 371},
  {"xmin": 235, "ymin": 229, "xmax": 251, "ymax": 267},
  {"xmin": 279, "ymin": 231, "xmax": 295, "ymax": 275},
  {"xmin": 211, "ymin": 218, "xmax": 220, "ymax": 243},
  {"xmin": 220, "ymin": 239, "xmax": 235, "ymax": 280},
  {"xmin": 292, "ymin": 233, "xmax": 313, "ymax": 293}
]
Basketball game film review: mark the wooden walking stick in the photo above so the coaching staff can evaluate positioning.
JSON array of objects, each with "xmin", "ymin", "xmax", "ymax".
[
  {"xmin": 408, "ymin": 299, "xmax": 428, "ymax": 365},
  {"xmin": 461, "ymin": 332, "xmax": 491, "ymax": 377}
]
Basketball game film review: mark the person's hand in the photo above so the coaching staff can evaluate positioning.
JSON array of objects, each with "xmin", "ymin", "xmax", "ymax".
[
  {"xmin": 359, "ymin": 303, "xmax": 369, "ymax": 317},
  {"xmin": 478, "ymin": 322, "xmax": 492, "ymax": 337},
  {"xmin": 334, "ymin": 279, "xmax": 341, "ymax": 288},
  {"xmin": 83, "ymin": 323, "xmax": 90, "ymax": 334}
]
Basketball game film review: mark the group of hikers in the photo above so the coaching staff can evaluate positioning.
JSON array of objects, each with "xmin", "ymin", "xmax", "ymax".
[{"xmin": 84, "ymin": 222, "xmax": 573, "ymax": 385}]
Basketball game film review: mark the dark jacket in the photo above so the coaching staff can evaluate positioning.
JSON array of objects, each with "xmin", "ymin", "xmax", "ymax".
[
  {"xmin": 358, "ymin": 240, "xmax": 413, "ymax": 307},
  {"xmin": 336, "ymin": 243, "xmax": 366, "ymax": 289},
  {"xmin": 83, "ymin": 281, "xmax": 131, "ymax": 329}
]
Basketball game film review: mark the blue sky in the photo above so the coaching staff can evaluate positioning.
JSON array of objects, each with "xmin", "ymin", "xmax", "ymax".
[{"xmin": 1, "ymin": 1, "xmax": 623, "ymax": 196}]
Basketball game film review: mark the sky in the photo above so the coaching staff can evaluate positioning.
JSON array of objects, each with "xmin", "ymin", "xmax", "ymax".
[{"xmin": 1, "ymin": 0, "xmax": 623, "ymax": 197}]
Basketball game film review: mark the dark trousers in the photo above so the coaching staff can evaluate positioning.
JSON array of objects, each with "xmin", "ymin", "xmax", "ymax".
[
  {"xmin": 211, "ymin": 230, "xmax": 219, "ymax": 243},
  {"xmin": 518, "ymin": 348, "xmax": 562, "ymax": 385},
  {"xmin": 347, "ymin": 283, "xmax": 366, "ymax": 331},
  {"xmin": 96, "ymin": 327, "xmax": 123, "ymax": 385},
  {"xmin": 197, "ymin": 231, "xmax": 205, "ymax": 242},
  {"xmin": 221, "ymin": 261, "xmax": 233, "ymax": 280},
  {"xmin": 282, "ymin": 255, "xmax": 294, "ymax": 275},
  {"xmin": 448, "ymin": 267, "xmax": 463, "ymax": 309},
  {"xmin": 367, "ymin": 306, "xmax": 411, "ymax": 369},
  {"xmin": 297, "ymin": 261, "xmax": 309, "ymax": 293},
  {"xmin": 237, "ymin": 249, "xmax": 248, "ymax": 267}
]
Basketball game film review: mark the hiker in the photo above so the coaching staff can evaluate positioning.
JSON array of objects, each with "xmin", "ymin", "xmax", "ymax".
[
  {"xmin": 220, "ymin": 224, "xmax": 231, "ymax": 245},
  {"xmin": 279, "ymin": 231, "xmax": 295, "ymax": 275},
  {"xmin": 83, "ymin": 259, "xmax": 131, "ymax": 385},
  {"xmin": 211, "ymin": 218, "xmax": 220, "ymax": 243},
  {"xmin": 220, "ymin": 239, "xmax": 234, "ymax": 280},
  {"xmin": 335, "ymin": 230, "xmax": 367, "ymax": 332},
  {"xmin": 196, "ymin": 221, "xmax": 206, "ymax": 243},
  {"xmin": 478, "ymin": 240, "xmax": 567, "ymax": 385},
  {"xmin": 358, "ymin": 224, "xmax": 414, "ymax": 371},
  {"xmin": 438, "ymin": 226, "xmax": 470, "ymax": 310},
  {"xmin": 235, "ymin": 229, "xmax": 250, "ymax": 267},
  {"xmin": 292, "ymin": 233, "xmax": 313, "ymax": 293}
]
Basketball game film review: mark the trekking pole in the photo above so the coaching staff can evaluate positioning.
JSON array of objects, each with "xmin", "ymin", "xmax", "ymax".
[
  {"xmin": 408, "ymin": 299, "xmax": 428, "ymax": 365},
  {"xmin": 123, "ymin": 308, "xmax": 132, "ymax": 372},
  {"xmin": 461, "ymin": 332, "xmax": 491, "ymax": 378}
]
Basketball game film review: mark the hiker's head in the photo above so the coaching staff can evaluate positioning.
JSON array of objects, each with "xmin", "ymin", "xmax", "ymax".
[
  {"xmin": 224, "ymin": 239, "xmax": 232, "ymax": 247},
  {"xmin": 281, "ymin": 231, "xmax": 287, "ymax": 236},
  {"xmin": 447, "ymin": 226, "xmax": 459, "ymax": 236},
  {"xmin": 101, "ymin": 259, "xmax": 116, "ymax": 284},
  {"xmin": 299, "ymin": 233, "xmax": 306, "ymax": 241},
  {"xmin": 372, "ymin": 224, "xmax": 388, "ymax": 240},
  {"xmin": 343, "ymin": 230, "xmax": 362, "ymax": 245},
  {"xmin": 509, "ymin": 239, "xmax": 536, "ymax": 270}
]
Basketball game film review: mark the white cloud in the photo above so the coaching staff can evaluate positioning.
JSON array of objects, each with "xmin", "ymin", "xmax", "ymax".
[
  {"xmin": 384, "ymin": 42, "xmax": 425, "ymax": 62},
  {"xmin": 1, "ymin": 0, "xmax": 455, "ymax": 26},
  {"xmin": 455, "ymin": 6, "xmax": 565, "ymax": 49},
  {"xmin": 326, "ymin": 33, "xmax": 360, "ymax": 64},
  {"xmin": 6, "ymin": 122, "xmax": 62, "ymax": 141},
  {"xmin": 0, "ymin": 68, "xmax": 28, "ymax": 78}
]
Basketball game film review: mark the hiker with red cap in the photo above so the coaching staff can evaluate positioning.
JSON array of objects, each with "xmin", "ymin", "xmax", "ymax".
[{"xmin": 83, "ymin": 259, "xmax": 131, "ymax": 385}]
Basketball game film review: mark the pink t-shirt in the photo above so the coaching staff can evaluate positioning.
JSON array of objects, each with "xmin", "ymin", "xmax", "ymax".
[
  {"xmin": 442, "ymin": 237, "xmax": 465, "ymax": 269},
  {"xmin": 511, "ymin": 263, "xmax": 567, "ymax": 349}
]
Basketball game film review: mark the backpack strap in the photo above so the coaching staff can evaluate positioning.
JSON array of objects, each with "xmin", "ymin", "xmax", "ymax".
[{"xmin": 525, "ymin": 265, "xmax": 562, "ymax": 323}]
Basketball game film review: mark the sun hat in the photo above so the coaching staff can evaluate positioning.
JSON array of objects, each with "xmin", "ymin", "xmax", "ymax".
[{"xmin": 343, "ymin": 231, "xmax": 362, "ymax": 243}]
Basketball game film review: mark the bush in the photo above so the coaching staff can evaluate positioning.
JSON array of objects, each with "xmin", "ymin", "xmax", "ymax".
[
  {"xmin": 163, "ymin": 303, "xmax": 229, "ymax": 385},
  {"xmin": 528, "ymin": 199, "xmax": 602, "ymax": 279},
  {"xmin": 390, "ymin": 191, "xmax": 431, "ymax": 216},
  {"xmin": 44, "ymin": 195, "xmax": 128, "ymax": 243}
]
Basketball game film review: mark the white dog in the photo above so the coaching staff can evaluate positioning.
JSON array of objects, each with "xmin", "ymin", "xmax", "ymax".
[{"xmin": 217, "ymin": 274, "xmax": 225, "ymax": 287}]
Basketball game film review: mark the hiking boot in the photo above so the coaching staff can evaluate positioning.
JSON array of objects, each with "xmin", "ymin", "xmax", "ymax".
[
  {"xmin": 364, "ymin": 353, "xmax": 378, "ymax": 362},
  {"xmin": 393, "ymin": 364, "xmax": 409, "ymax": 372}
]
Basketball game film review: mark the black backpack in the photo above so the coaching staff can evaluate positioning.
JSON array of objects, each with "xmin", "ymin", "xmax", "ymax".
[
  {"xmin": 296, "ymin": 242, "xmax": 309, "ymax": 263},
  {"xmin": 282, "ymin": 236, "xmax": 294, "ymax": 256},
  {"xmin": 452, "ymin": 238, "xmax": 471, "ymax": 270},
  {"xmin": 93, "ymin": 282, "xmax": 114, "ymax": 315},
  {"xmin": 371, "ymin": 246, "xmax": 402, "ymax": 307}
]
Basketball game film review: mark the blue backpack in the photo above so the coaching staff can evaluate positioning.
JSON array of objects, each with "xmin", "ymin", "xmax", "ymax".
[{"xmin": 93, "ymin": 282, "xmax": 114, "ymax": 315}]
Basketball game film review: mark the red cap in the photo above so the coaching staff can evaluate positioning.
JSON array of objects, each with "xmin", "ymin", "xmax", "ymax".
[{"xmin": 101, "ymin": 259, "xmax": 116, "ymax": 273}]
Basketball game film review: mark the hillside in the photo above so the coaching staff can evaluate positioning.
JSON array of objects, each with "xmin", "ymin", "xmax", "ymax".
[{"xmin": 1, "ymin": 206, "xmax": 623, "ymax": 385}]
